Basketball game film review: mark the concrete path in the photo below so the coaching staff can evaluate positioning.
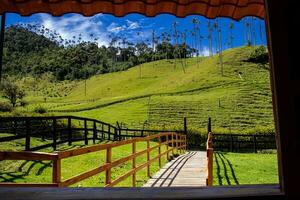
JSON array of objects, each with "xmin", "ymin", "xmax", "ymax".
[{"xmin": 143, "ymin": 151, "xmax": 207, "ymax": 187}]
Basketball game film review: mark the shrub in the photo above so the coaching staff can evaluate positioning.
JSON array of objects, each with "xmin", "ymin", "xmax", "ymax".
[
  {"xmin": 20, "ymin": 99, "xmax": 29, "ymax": 107},
  {"xmin": 0, "ymin": 102, "xmax": 13, "ymax": 112},
  {"xmin": 247, "ymin": 45, "xmax": 269, "ymax": 64},
  {"xmin": 34, "ymin": 105, "xmax": 47, "ymax": 114}
]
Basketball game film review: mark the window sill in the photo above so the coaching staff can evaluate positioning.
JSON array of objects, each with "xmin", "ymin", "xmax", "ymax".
[{"xmin": 0, "ymin": 184, "xmax": 283, "ymax": 200}]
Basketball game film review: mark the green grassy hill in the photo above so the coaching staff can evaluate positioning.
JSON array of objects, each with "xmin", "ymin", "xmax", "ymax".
[{"xmin": 1, "ymin": 46, "xmax": 274, "ymax": 133}]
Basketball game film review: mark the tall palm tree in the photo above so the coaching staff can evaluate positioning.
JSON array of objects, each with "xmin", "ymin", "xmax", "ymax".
[
  {"xmin": 192, "ymin": 18, "xmax": 200, "ymax": 67},
  {"xmin": 172, "ymin": 21, "xmax": 179, "ymax": 70},
  {"xmin": 229, "ymin": 22, "xmax": 234, "ymax": 48},
  {"xmin": 207, "ymin": 20, "xmax": 213, "ymax": 56}
]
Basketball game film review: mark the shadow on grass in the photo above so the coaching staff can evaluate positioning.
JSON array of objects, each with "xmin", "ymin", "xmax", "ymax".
[
  {"xmin": 215, "ymin": 152, "xmax": 239, "ymax": 185},
  {"xmin": 1, "ymin": 160, "xmax": 52, "ymax": 183}
]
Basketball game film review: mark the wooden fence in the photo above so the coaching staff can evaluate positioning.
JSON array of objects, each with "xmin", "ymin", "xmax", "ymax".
[
  {"xmin": 0, "ymin": 116, "xmax": 185, "ymax": 151},
  {"xmin": 0, "ymin": 132, "xmax": 186, "ymax": 187},
  {"xmin": 212, "ymin": 133, "xmax": 276, "ymax": 153},
  {"xmin": 206, "ymin": 132, "xmax": 213, "ymax": 186}
]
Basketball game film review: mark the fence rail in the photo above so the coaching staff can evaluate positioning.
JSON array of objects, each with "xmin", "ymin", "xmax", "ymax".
[{"xmin": 0, "ymin": 132, "xmax": 186, "ymax": 187}]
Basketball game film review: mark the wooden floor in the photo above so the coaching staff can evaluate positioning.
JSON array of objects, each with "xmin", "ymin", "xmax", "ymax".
[{"xmin": 143, "ymin": 151, "xmax": 207, "ymax": 187}]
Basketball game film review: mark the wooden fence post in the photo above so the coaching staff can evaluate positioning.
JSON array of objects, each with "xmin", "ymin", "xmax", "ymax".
[
  {"xmin": 116, "ymin": 121, "xmax": 122, "ymax": 141},
  {"xmin": 84, "ymin": 119, "xmax": 88, "ymax": 145},
  {"xmin": 253, "ymin": 135, "xmax": 257, "ymax": 153},
  {"xmin": 101, "ymin": 124, "xmax": 104, "ymax": 139},
  {"xmin": 166, "ymin": 134, "xmax": 170, "ymax": 160},
  {"xmin": 147, "ymin": 139, "xmax": 150, "ymax": 178},
  {"xmin": 108, "ymin": 125, "xmax": 111, "ymax": 140},
  {"xmin": 184, "ymin": 117, "xmax": 187, "ymax": 136},
  {"xmin": 132, "ymin": 141, "xmax": 136, "ymax": 187},
  {"xmin": 68, "ymin": 117, "xmax": 72, "ymax": 146},
  {"xmin": 172, "ymin": 133, "xmax": 175, "ymax": 156},
  {"xmin": 52, "ymin": 118, "xmax": 57, "ymax": 151},
  {"xmin": 25, "ymin": 119, "xmax": 31, "ymax": 151},
  {"xmin": 106, "ymin": 147, "xmax": 112, "ymax": 185},
  {"xmin": 176, "ymin": 134, "xmax": 178, "ymax": 154},
  {"xmin": 93, "ymin": 121, "xmax": 97, "ymax": 144},
  {"xmin": 206, "ymin": 132, "xmax": 213, "ymax": 186},
  {"xmin": 230, "ymin": 134, "xmax": 234, "ymax": 152},
  {"xmin": 158, "ymin": 136, "xmax": 161, "ymax": 168},
  {"xmin": 207, "ymin": 148, "xmax": 213, "ymax": 186},
  {"xmin": 114, "ymin": 127, "xmax": 118, "ymax": 141},
  {"xmin": 208, "ymin": 117, "xmax": 212, "ymax": 133},
  {"xmin": 52, "ymin": 158, "xmax": 61, "ymax": 186}
]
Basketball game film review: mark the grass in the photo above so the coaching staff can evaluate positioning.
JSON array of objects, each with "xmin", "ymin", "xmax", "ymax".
[
  {"xmin": 213, "ymin": 151, "xmax": 279, "ymax": 185},
  {"xmin": 0, "ymin": 135, "xmax": 170, "ymax": 187},
  {"xmin": 1, "ymin": 46, "xmax": 274, "ymax": 133}
]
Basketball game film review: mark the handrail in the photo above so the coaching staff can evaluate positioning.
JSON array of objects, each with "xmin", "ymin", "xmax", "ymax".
[
  {"xmin": 0, "ymin": 132, "xmax": 187, "ymax": 187},
  {"xmin": 206, "ymin": 132, "xmax": 213, "ymax": 186}
]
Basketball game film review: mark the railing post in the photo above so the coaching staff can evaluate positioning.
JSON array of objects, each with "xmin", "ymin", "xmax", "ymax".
[
  {"xmin": 184, "ymin": 135, "xmax": 187, "ymax": 151},
  {"xmin": 52, "ymin": 118, "xmax": 57, "ymax": 151},
  {"xmin": 132, "ymin": 141, "xmax": 136, "ymax": 187},
  {"xmin": 207, "ymin": 148, "xmax": 213, "ymax": 186},
  {"xmin": 84, "ymin": 119, "xmax": 88, "ymax": 145},
  {"xmin": 166, "ymin": 134, "xmax": 170, "ymax": 160},
  {"xmin": 206, "ymin": 132, "xmax": 213, "ymax": 186},
  {"xmin": 106, "ymin": 147, "xmax": 112, "ymax": 186},
  {"xmin": 25, "ymin": 119, "xmax": 31, "ymax": 151},
  {"xmin": 147, "ymin": 139, "xmax": 150, "ymax": 178},
  {"xmin": 52, "ymin": 158, "xmax": 61, "ymax": 186},
  {"xmin": 158, "ymin": 136, "xmax": 161, "ymax": 168},
  {"xmin": 176, "ymin": 133, "xmax": 178, "ymax": 154},
  {"xmin": 68, "ymin": 117, "xmax": 72, "ymax": 146},
  {"xmin": 93, "ymin": 121, "xmax": 97, "ymax": 144},
  {"xmin": 172, "ymin": 133, "xmax": 175, "ymax": 156},
  {"xmin": 208, "ymin": 117, "xmax": 212, "ymax": 133}
]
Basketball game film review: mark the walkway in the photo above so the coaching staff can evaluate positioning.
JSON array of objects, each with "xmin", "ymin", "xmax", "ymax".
[{"xmin": 143, "ymin": 151, "xmax": 207, "ymax": 187}]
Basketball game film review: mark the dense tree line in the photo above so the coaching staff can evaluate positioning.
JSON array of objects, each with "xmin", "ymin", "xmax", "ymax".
[{"xmin": 3, "ymin": 25, "xmax": 195, "ymax": 80}]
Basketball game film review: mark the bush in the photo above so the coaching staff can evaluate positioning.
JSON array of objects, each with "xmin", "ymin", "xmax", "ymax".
[
  {"xmin": 34, "ymin": 105, "xmax": 47, "ymax": 114},
  {"xmin": 247, "ymin": 46, "xmax": 269, "ymax": 64},
  {"xmin": 20, "ymin": 99, "xmax": 29, "ymax": 107},
  {"xmin": 0, "ymin": 102, "xmax": 13, "ymax": 112}
]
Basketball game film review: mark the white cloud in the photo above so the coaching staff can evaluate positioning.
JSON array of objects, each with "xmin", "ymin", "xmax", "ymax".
[
  {"xmin": 38, "ymin": 13, "xmax": 109, "ymax": 46},
  {"xmin": 200, "ymin": 47, "xmax": 210, "ymax": 57},
  {"xmin": 126, "ymin": 20, "xmax": 140, "ymax": 30},
  {"xmin": 107, "ymin": 22, "xmax": 126, "ymax": 33}
]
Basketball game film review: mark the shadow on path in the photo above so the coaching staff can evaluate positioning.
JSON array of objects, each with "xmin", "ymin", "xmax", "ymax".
[{"xmin": 149, "ymin": 151, "xmax": 196, "ymax": 187}]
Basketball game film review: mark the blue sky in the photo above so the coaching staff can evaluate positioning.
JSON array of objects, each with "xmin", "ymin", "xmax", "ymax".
[{"xmin": 5, "ymin": 13, "xmax": 267, "ymax": 56}]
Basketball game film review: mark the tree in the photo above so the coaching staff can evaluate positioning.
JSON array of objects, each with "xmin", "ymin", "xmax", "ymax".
[
  {"xmin": 0, "ymin": 79, "xmax": 26, "ymax": 107},
  {"xmin": 207, "ymin": 20, "xmax": 213, "ymax": 56},
  {"xmin": 228, "ymin": 22, "xmax": 234, "ymax": 48}
]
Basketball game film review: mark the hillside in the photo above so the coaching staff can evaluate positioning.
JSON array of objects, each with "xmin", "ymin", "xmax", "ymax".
[{"xmin": 2, "ymin": 46, "xmax": 274, "ymax": 133}]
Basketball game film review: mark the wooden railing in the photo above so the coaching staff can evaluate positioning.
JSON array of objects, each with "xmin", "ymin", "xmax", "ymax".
[
  {"xmin": 206, "ymin": 132, "xmax": 213, "ymax": 186},
  {"xmin": 0, "ymin": 132, "xmax": 186, "ymax": 187}
]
